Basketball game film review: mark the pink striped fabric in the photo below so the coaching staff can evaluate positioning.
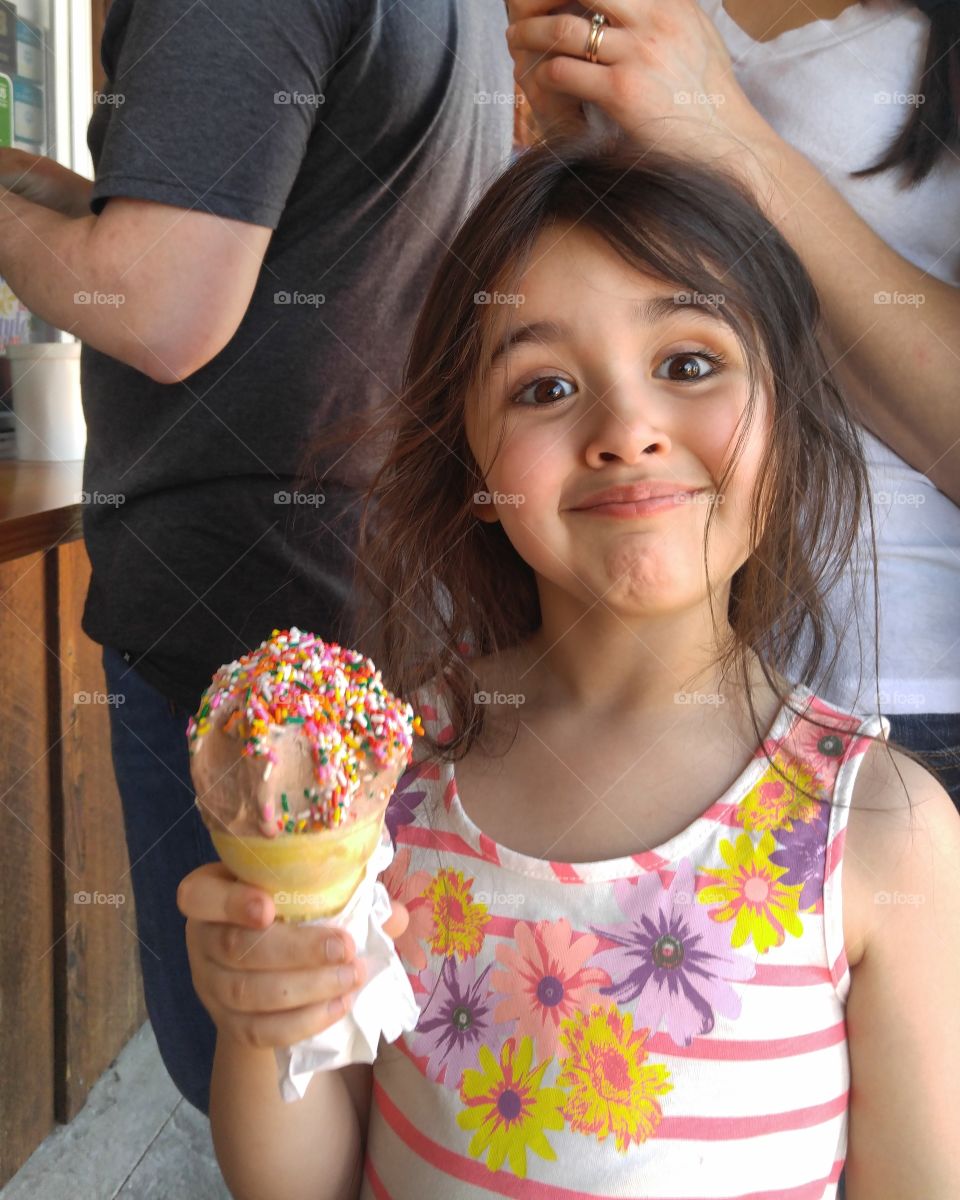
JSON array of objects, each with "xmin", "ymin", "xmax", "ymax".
[{"xmin": 362, "ymin": 680, "xmax": 887, "ymax": 1199}]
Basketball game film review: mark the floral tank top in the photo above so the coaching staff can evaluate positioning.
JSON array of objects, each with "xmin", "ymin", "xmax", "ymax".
[{"xmin": 361, "ymin": 680, "xmax": 888, "ymax": 1199}]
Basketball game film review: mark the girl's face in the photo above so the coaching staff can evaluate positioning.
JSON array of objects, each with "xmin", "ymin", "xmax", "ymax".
[{"xmin": 466, "ymin": 223, "xmax": 772, "ymax": 621}]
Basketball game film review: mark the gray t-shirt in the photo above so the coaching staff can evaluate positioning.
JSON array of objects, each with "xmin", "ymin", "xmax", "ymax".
[{"xmin": 81, "ymin": 0, "xmax": 514, "ymax": 711}]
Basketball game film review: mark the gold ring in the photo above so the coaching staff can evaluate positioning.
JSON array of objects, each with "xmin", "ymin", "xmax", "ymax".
[{"xmin": 584, "ymin": 12, "xmax": 608, "ymax": 65}]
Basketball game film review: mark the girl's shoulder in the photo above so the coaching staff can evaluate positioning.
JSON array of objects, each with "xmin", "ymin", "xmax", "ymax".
[{"xmin": 844, "ymin": 737, "xmax": 959, "ymax": 965}]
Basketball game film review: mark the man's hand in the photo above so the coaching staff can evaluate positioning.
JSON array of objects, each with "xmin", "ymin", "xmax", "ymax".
[{"xmin": 0, "ymin": 148, "xmax": 93, "ymax": 219}]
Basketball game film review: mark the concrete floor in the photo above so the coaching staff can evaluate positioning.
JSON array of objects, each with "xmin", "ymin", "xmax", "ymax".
[{"xmin": 0, "ymin": 1024, "xmax": 231, "ymax": 1200}]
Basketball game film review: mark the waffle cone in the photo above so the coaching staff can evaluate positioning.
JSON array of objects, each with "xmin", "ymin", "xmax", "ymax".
[{"xmin": 211, "ymin": 801, "xmax": 388, "ymax": 921}]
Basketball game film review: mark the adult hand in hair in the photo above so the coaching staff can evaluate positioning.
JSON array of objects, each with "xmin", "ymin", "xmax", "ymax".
[{"xmin": 505, "ymin": 0, "xmax": 768, "ymax": 159}]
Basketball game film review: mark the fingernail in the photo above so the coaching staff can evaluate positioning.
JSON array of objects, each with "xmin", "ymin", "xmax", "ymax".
[
  {"xmin": 326, "ymin": 937, "xmax": 345, "ymax": 962},
  {"xmin": 246, "ymin": 899, "xmax": 263, "ymax": 922}
]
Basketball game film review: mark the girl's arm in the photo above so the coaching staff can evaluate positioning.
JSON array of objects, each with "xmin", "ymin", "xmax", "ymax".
[
  {"xmin": 211, "ymin": 1035, "xmax": 367, "ymax": 1200},
  {"xmin": 178, "ymin": 862, "xmax": 409, "ymax": 1200},
  {"xmin": 844, "ymin": 748, "xmax": 960, "ymax": 1198}
]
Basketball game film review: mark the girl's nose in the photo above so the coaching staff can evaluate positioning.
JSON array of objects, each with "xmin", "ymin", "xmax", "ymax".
[{"xmin": 582, "ymin": 388, "xmax": 672, "ymax": 466}]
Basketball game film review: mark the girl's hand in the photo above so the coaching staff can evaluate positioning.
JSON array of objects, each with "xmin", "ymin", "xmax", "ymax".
[
  {"xmin": 505, "ymin": 0, "xmax": 765, "ymax": 158},
  {"xmin": 0, "ymin": 148, "xmax": 93, "ymax": 218},
  {"xmin": 178, "ymin": 861, "xmax": 410, "ymax": 1049}
]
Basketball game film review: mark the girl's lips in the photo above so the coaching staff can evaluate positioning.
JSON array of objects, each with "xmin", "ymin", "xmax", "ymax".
[{"xmin": 571, "ymin": 489, "xmax": 706, "ymax": 517}]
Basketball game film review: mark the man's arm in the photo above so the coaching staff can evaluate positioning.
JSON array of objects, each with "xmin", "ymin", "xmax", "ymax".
[{"xmin": 0, "ymin": 187, "xmax": 271, "ymax": 383}]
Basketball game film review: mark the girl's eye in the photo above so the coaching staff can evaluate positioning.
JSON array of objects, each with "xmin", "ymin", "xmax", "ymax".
[
  {"xmin": 509, "ymin": 376, "xmax": 576, "ymax": 407},
  {"xmin": 508, "ymin": 349, "xmax": 727, "ymax": 407},
  {"xmin": 655, "ymin": 349, "xmax": 727, "ymax": 382}
]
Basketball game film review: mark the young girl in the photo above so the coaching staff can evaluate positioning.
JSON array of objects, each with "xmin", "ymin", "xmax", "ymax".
[{"xmin": 178, "ymin": 139, "xmax": 960, "ymax": 1200}]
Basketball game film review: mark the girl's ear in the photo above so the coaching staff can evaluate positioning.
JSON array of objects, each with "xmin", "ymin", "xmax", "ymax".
[{"xmin": 471, "ymin": 486, "xmax": 501, "ymax": 525}]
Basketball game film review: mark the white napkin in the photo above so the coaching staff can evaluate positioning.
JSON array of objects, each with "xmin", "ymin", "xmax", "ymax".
[{"xmin": 275, "ymin": 826, "xmax": 421, "ymax": 1102}]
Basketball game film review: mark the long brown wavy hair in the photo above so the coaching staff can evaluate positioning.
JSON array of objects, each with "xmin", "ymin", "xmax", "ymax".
[{"xmin": 304, "ymin": 135, "xmax": 925, "ymax": 811}]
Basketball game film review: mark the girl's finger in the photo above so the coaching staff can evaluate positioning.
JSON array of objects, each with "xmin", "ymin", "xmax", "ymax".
[
  {"xmin": 211, "ymin": 957, "xmax": 368, "ymax": 1015},
  {"xmin": 511, "ymin": 0, "xmax": 652, "ymax": 30},
  {"xmin": 202, "ymin": 916, "xmax": 355, "ymax": 972},
  {"xmin": 176, "ymin": 861, "xmax": 276, "ymax": 929},
  {"xmin": 224, "ymin": 991, "xmax": 359, "ymax": 1051}
]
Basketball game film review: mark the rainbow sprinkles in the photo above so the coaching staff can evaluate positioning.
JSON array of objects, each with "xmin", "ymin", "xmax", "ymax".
[{"xmin": 186, "ymin": 628, "xmax": 422, "ymax": 833}]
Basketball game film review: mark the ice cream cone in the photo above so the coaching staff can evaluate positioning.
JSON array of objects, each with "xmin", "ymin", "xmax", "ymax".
[{"xmin": 187, "ymin": 629, "xmax": 422, "ymax": 921}]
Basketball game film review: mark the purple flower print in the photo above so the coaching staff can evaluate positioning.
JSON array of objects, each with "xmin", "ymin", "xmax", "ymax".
[
  {"xmin": 385, "ymin": 763, "xmax": 429, "ymax": 848},
  {"xmin": 589, "ymin": 859, "xmax": 755, "ymax": 1047},
  {"xmin": 412, "ymin": 956, "xmax": 509, "ymax": 1089},
  {"xmin": 769, "ymin": 812, "xmax": 829, "ymax": 911}
]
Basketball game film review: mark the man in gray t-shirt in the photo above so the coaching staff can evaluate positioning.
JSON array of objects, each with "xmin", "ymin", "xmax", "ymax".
[{"xmin": 0, "ymin": 0, "xmax": 512, "ymax": 1114}]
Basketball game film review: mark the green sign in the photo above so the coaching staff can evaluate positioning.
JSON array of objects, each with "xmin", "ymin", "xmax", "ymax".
[{"xmin": 0, "ymin": 72, "xmax": 12, "ymax": 147}]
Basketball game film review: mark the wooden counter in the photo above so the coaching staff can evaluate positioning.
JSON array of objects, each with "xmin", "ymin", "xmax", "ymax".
[{"xmin": 0, "ymin": 459, "xmax": 145, "ymax": 1187}]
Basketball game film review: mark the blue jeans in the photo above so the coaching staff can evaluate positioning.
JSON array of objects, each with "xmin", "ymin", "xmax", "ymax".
[
  {"xmin": 835, "ymin": 710, "xmax": 959, "ymax": 1200},
  {"xmin": 102, "ymin": 643, "xmax": 218, "ymax": 1115},
  {"xmin": 883, "ymin": 711, "xmax": 960, "ymax": 811}
]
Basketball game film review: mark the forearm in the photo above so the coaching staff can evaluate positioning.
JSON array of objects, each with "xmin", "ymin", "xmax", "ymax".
[
  {"xmin": 0, "ymin": 189, "xmax": 151, "ymax": 373},
  {"xmin": 727, "ymin": 121, "xmax": 960, "ymax": 503},
  {"xmin": 210, "ymin": 1031, "xmax": 363, "ymax": 1200}
]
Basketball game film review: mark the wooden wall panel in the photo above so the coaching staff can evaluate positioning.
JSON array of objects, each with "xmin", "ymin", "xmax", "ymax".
[
  {"xmin": 0, "ymin": 552, "xmax": 56, "ymax": 1188},
  {"xmin": 55, "ymin": 538, "xmax": 144, "ymax": 1123}
]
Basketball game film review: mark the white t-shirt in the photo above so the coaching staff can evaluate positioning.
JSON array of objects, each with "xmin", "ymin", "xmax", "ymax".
[{"xmin": 696, "ymin": 0, "xmax": 960, "ymax": 714}]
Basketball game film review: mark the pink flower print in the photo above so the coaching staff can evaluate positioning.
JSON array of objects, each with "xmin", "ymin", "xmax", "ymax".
[
  {"xmin": 768, "ymin": 707, "xmax": 861, "ymax": 785},
  {"xmin": 490, "ymin": 918, "xmax": 611, "ymax": 1063},
  {"xmin": 588, "ymin": 860, "xmax": 755, "ymax": 1047},
  {"xmin": 380, "ymin": 846, "xmax": 433, "ymax": 972}
]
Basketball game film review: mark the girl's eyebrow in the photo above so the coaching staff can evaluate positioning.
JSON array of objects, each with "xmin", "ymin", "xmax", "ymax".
[{"xmin": 489, "ymin": 293, "xmax": 728, "ymax": 366}]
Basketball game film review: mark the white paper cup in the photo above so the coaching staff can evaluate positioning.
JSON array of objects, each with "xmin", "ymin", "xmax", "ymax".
[{"xmin": 5, "ymin": 341, "xmax": 85, "ymax": 461}]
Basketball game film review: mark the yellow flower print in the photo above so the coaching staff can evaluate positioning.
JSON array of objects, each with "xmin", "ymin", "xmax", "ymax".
[
  {"xmin": 558, "ymin": 1004, "xmax": 673, "ymax": 1152},
  {"xmin": 698, "ymin": 831, "xmax": 805, "ymax": 953},
  {"xmin": 424, "ymin": 867, "xmax": 490, "ymax": 960},
  {"xmin": 457, "ymin": 1036, "xmax": 565, "ymax": 1177},
  {"xmin": 737, "ymin": 756, "xmax": 824, "ymax": 834}
]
